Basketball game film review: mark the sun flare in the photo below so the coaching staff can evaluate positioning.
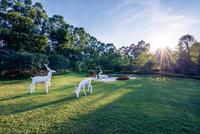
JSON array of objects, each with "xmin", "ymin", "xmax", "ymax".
[{"xmin": 150, "ymin": 36, "xmax": 175, "ymax": 51}]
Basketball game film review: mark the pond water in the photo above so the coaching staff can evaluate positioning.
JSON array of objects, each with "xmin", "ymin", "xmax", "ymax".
[
  {"xmin": 94, "ymin": 74, "xmax": 136, "ymax": 82},
  {"xmin": 94, "ymin": 77, "xmax": 118, "ymax": 82}
]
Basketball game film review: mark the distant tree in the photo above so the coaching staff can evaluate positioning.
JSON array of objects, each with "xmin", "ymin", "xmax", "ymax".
[
  {"xmin": 119, "ymin": 40, "xmax": 150, "ymax": 61},
  {"xmin": 178, "ymin": 34, "xmax": 195, "ymax": 59},
  {"xmin": 118, "ymin": 41, "xmax": 153, "ymax": 72},
  {"xmin": 176, "ymin": 34, "xmax": 197, "ymax": 74},
  {"xmin": 134, "ymin": 49, "xmax": 155, "ymax": 70},
  {"xmin": 190, "ymin": 42, "xmax": 200, "ymax": 74}
]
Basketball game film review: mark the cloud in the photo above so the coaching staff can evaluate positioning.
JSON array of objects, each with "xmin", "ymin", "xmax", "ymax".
[
  {"xmin": 140, "ymin": 1, "xmax": 200, "ymax": 50},
  {"xmin": 33, "ymin": 0, "xmax": 200, "ymax": 51},
  {"xmin": 94, "ymin": 0, "xmax": 200, "ymax": 51}
]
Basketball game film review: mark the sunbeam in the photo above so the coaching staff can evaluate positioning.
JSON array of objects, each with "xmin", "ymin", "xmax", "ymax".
[{"xmin": 156, "ymin": 47, "xmax": 174, "ymax": 72}]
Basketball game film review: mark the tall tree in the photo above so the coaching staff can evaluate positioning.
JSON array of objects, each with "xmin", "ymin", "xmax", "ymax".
[
  {"xmin": 190, "ymin": 42, "xmax": 200, "ymax": 73},
  {"xmin": 0, "ymin": 0, "xmax": 48, "ymax": 52},
  {"xmin": 178, "ymin": 34, "xmax": 195, "ymax": 58},
  {"xmin": 176, "ymin": 34, "xmax": 197, "ymax": 74}
]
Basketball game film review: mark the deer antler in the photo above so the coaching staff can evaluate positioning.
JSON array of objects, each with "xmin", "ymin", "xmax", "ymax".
[{"xmin": 44, "ymin": 63, "xmax": 50, "ymax": 71}]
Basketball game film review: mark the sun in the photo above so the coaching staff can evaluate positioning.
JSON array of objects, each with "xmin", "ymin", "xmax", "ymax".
[
  {"xmin": 152, "ymin": 38, "xmax": 170, "ymax": 50},
  {"xmin": 149, "ymin": 35, "xmax": 176, "ymax": 51}
]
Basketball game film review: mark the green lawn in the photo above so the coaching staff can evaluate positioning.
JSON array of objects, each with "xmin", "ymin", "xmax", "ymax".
[{"xmin": 0, "ymin": 73, "xmax": 200, "ymax": 134}]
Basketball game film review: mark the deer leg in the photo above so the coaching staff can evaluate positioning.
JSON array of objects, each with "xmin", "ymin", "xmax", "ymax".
[
  {"xmin": 87, "ymin": 85, "xmax": 90, "ymax": 92},
  {"xmin": 33, "ymin": 84, "xmax": 35, "ymax": 92},
  {"xmin": 45, "ymin": 82, "xmax": 48, "ymax": 94},
  {"xmin": 48, "ymin": 81, "xmax": 51, "ymax": 87},
  {"xmin": 29, "ymin": 84, "xmax": 32, "ymax": 94},
  {"xmin": 83, "ymin": 86, "xmax": 86, "ymax": 96},
  {"xmin": 76, "ymin": 91, "xmax": 79, "ymax": 98},
  {"xmin": 90, "ymin": 85, "xmax": 93, "ymax": 94},
  {"xmin": 30, "ymin": 84, "xmax": 33, "ymax": 94}
]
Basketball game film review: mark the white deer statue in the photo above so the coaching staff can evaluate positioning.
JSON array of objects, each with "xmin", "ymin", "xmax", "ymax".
[
  {"xmin": 75, "ymin": 77, "xmax": 93, "ymax": 98},
  {"xmin": 98, "ymin": 67, "xmax": 108, "ymax": 80},
  {"xmin": 29, "ymin": 64, "xmax": 56, "ymax": 94}
]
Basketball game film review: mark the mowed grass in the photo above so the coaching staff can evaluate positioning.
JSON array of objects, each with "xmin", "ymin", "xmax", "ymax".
[{"xmin": 0, "ymin": 73, "xmax": 200, "ymax": 134}]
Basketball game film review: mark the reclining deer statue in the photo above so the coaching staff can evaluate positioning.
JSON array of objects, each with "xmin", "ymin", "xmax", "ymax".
[
  {"xmin": 98, "ymin": 67, "xmax": 108, "ymax": 80},
  {"xmin": 29, "ymin": 64, "xmax": 56, "ymax": 94}
]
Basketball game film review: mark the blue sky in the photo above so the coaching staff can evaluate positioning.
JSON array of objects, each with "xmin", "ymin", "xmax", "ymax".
[{"xmin": 33, "ymin": 0, "xmax": 200, "ymax": 50}]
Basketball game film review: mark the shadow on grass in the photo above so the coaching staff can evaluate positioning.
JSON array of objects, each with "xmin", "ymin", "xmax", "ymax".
[
  {"xmin": 0, "ymin": 94, "xmax": 76, "ymax": 116},
  {"xmin": 0, "ymin": 87, "xmax": 62, "ymax": 102},
  {"xmin": 1, "ymin": 76, "xmax": 200, "ymax": 133},
  {"xmin": 0, "ymin": 93, "xmax": 30, "ymax": 101},
  {"xmin": 46, "ymin": 78, "xmax": 200, "ymax": 134},
  {"xmin": 0, "ymin": 79, "xmax": 29, "ymax": 86},
  {"xmin": 0, "ymin": 82, "xmax": 122, "ymax": 116},
  {"xmin": 0, "ymin": 83, "xmax": 76, "ymax": 116}
]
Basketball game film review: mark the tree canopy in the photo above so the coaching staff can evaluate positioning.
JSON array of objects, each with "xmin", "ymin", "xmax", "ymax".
[{"xmin": 0, "ymin": 0, "xmax": 199, "ymax": 78}]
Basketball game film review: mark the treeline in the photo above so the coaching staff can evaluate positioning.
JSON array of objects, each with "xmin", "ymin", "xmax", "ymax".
[
  {"xmin": 0, "ymin": 0, "xmax": 200, "ymax": 78},
  {"xmin": 119, "ymin": 35, "xmax": 200, "ymax": 75}
]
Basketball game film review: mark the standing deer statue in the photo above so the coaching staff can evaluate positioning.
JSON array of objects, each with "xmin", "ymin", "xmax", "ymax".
[{"xmin": 29, "ymin": 64, "xmax": 56, "ymax": 94}]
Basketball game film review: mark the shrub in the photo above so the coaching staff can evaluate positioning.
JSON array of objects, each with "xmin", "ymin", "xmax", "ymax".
[
  {"xmin": 116, "ymin": 76, "xmax": 129, "ymax": 80},
  {"xmin": 114, "ymin": 65, "xmax": 122, "ymax": 72},
  {"xmin": 48, "ymin": 54, "xmax": 70, "ymax": 70},
  {"xmin": 0, "ymin": 51, "xmax": 48, "ymax": 78},
  {"xmin": 121, "ymin": 65, "xmax": 135, "ymax": 72},
  {"xmin": 88, "ymin": 70, "xmax": 96, "ymax": 77}
]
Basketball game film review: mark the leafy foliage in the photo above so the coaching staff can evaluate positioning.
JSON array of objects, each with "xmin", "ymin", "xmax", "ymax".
[
  {"xmin": 48, "ymin": 54, "xmax": 70, "ymax": 70},
  {"xmin": 0, "ymin": 0, "xmax": 199, "ymax": 77},
  {"xmin": 0, "ymin": 51, "xmax": 48, "ymax": 77}
]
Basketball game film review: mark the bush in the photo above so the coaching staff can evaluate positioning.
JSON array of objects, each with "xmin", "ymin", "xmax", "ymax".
[
  {"xmin": 121, "ymin": 65, "xmax": 135, "ymax": 72},
  {"xmin": 87, "ymin": 63, "xmax": 97, "ymax": 70},
  {"xmin": 88, "ymin": 70, "xmax": 96, "ymax": 77},
  {"xmin": 0, "ymin": 51, "xmax": 48, "ymax": 78},
  {"xmin": 116, "ymin": 76, "xmax": 129, "ymax": 80},
  {"xmin": 114, "ymin": 65, "xmax": 122, "ymax": 72},
  {"xmin": 48, "ymin": 54, "xmax": 70, "ymax": 70}
]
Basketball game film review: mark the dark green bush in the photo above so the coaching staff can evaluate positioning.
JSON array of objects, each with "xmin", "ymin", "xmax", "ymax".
[
  {"xmin": 48, "ymin": 54, "xmax": 70, "ymax": 70},
  {"xmin": 88, "ymin": 70, "xmax": 96, "ymax": 77},
  {"xmin": 114, "ymin": 65, "xmax": 122, "ymax": 72},
  {"xmin": 121, "ymin": 65, "xmax": 135, "ymax": 72},
  {"xmin": 0, "ymin": 51, "xmax": 48, "ymax": 78}
]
